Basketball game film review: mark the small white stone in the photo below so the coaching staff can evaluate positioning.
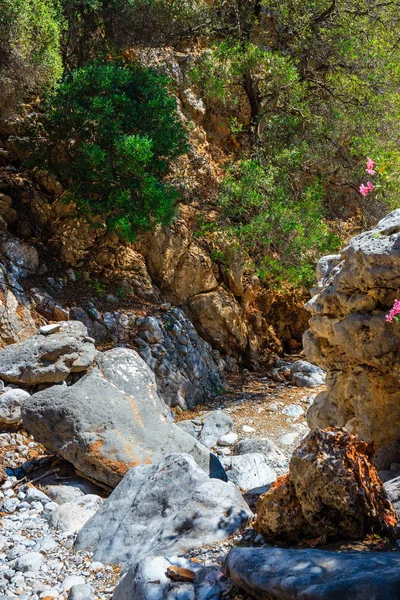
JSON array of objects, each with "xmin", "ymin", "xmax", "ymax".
[
  {"xmin": 38, "ymin": 324, "xmax": 61, "ymax": 335},
  {"xmin": 242, "ymin": 425, "xmax": 256, "ymax": 433},
  {"xmin": 218, "ymin": 432, "xmax": 238, "ymax": 446}
]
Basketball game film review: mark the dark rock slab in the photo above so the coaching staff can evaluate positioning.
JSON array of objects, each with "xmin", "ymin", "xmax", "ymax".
[{"xmin": 223, "ymin": 547, "xmax": 400, "ymax": 600}]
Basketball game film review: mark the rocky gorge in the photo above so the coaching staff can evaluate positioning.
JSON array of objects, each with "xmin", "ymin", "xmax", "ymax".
[
  {"xmin": 0, "ymin": 23, "xmax": 400, "ymax": 599},
  {"xmin": 0, "ymin": 211, "xmax": 400, "ymax": 599}
]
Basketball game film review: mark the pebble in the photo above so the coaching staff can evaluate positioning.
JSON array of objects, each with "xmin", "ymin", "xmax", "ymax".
[
  {"xmin": 0, "ymin": 432, "xmax": 120, "ymax": 600},
  {"xmin": 242, "ymin": 425, "xmax": 256, "ymax": 433}
]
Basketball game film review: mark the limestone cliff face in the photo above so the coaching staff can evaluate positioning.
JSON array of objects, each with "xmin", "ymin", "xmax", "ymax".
[
  {"xmin": 304, "ymin": 210, "xmax": 400, "ymax": 468},
  {"xmin": 0, "ymin": 42, "xmax": 308, "ymax": 378}
]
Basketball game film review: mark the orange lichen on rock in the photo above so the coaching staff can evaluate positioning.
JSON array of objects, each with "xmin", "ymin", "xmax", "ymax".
[{"xmin": 255, "ymin": 428, "xmax": 397, "ymax": 543}]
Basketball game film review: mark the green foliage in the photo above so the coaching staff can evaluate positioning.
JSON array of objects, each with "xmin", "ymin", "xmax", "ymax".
[
  {"xmin": 102, "ymin": 0, "xmax": 212, "ymax": 48},
  {"xmin": 41, "ymin": 60, "xmax": 188, "ymax": 239},
  {"xmin": 216, "ymin": 159, "xmax": 339, "ymax": 287},
  {"xmin": 0, "ymin": 0, "xmax": 63, "ymax": 112},
  {"xmin": 190, "ymin": 0, "xmax": 400, "ymax": 285},
  {"xmin": 91, "ymin": 280, "xmax": 106, "ymax": 296}
]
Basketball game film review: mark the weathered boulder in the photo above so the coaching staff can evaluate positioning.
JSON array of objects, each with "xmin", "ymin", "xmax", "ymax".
[
  {"xmin": 177, "ymin": 410, "xmax": 233, "ymax": 448},
  {"xmin": 75, "ymin": 454, "xmax": 252, "ymax": 567},
  {"xmin": 233, "ymin": 437, "xmax": 288, "ymax": 473},
  {"xmin": 0, "ymin": 321, "xmax": 97, "ymax": 385},
  {"xmin": 221, "ymin": 453, "xmax": 277, "ymax": 491},
  {"xmin": 290, "ymin": 360, "xmax": 325, "ymax": 387},
  {"xmin": 304, "ymin": 210, "xmax": 400, "ymax": 468},
  {"xmin": 223, "ymin": 547, "xmax": 400, "ymax": 600},
  {"xmin": 22, "ymin": 348, "xmax": 226, "ymax": 487},
  {"xmin": 135, "ymin": 308, "xmax": 224, "ymax": 409},
  {"xmin": 255, "ymin": 428, "xmax": 397, "ymax": 542},
  {"xmin": 112, "ymin": 555, "xmax": 232, "ymax": 600},
  {"xmin": 0, "ymin": 388, "xmax": 30, "ymax": 424}
]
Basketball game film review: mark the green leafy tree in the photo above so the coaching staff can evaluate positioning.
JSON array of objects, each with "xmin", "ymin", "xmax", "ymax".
[
  {"xmin": 0, "ymin": 0, "xmax": 62, "ymax": 114},
  {"xmin": 41, "ymin": 60, "xmax": 188, "ymax": 239}
]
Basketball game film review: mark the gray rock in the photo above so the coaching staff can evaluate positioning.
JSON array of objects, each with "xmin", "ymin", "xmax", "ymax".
[
  {"xmin": 44, "ymin": 480, "xmax": 99, "ymax": 505},
  {"xmin": 315, "ymin": 254, "xmax": 342, "ymax": 281},
  {"xmin": 25, "ymin": 486, "xmax": 51, "ymax": 505},
  {"xmin": 136, "ymin": 308, "xmax": 224, "ymax": 410},
  {"xmin": 233, "ymin": 437, "xmax": 287, "ymax": 470},
  {"xmin": 13, "ymin": 551, "xmax": 44, "ymax": 573},
  {"xmin": 61, "ymin": 576, "xmax": 86, "ymax": 592},
  {"xmin": 112, "ymin": 555, "xmax": 231, "ymax": 600},
  {"xmin": 290, "ymin": 361, "xmax": 325, "ymax": 387},
  {"xmin": 47, "ymin": 495, "xmax": 103, "ymax": 534},
  {"xmin": 68, "ymin": 585, "xmax": 93, "ymax": 600},
  {"xmin": 282, "ymin": 404, "xmax": 305, "ymax": 419},
  {"xmin": 22, "ymin": 348, "xmax": 226, "ymax": 487},
  {"xmin": 75, "ymin": 454, "xmax": 252, "ymax": 567},
  {"xmin": 0, "ymin": 321, "xmax": 97, "ymax": 384},
  {"xmin": 384, "ymin": 476, "xmax": 400, "ymax": 519},
  {"xmin": 0, "ymin": 388, "xmax": 30, "ymax": 424},
  {"xmin": 220, "ymin": 454, "xmax": 277, "ymax": 491},
  {"xmin": 1, "ymin": 236, "xmax": 39, "ymax": 278},
  {"xmin": 223, "ymin": 547, "xmax": 400, "ymax": 600},
  {"xmin": 177, "ymin": 411, "xmax": 233, "ymax": 448}
]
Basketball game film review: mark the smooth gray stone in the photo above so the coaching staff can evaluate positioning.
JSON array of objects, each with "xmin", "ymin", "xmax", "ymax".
[
  {"xmin": 76, "ymin": 454, "xmax": 252, "ymax": 568},
  {"xmin": 0, "ymin": 388, "xmax": 30, "ymax": 424},
  {"xmin": 223, "ymin": 547, "xmax": 400, "ymax": 600},
  {"xmin": 290, "ymin": 361, "xmax": 325, "ymax": 387},
  {"xmin": 68, "ymin": 584, "xmax": 94, "ymax": 600}
]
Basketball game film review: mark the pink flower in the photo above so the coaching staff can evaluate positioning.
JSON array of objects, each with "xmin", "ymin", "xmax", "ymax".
[
  {"xmin": 386, "ymin": 299, "xmax": 400, "ymax": 322},
  {"xmin": 366, "ymin": 157, "xmax": 376, "ymax": 176},
  {"xmin": 359, "ymin": 181, "xmax": 375, "ymax": 197}
]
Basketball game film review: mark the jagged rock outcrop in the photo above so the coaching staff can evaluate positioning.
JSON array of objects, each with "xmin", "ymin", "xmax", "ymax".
[
  {"xmin": 135, "ymin": 308, "xmax": 224, "ymax": 409},
  {"xmin": 255, "ymin": 428, "xmax": 397, "ymax": 542},
  {"xmin": 223, "ymin": 547, "xmax": 400, "ymax": 600},
  {"xmin": 22, "ymin": 347, "xmax": 226, "ymax": 487},
  {"xmin": 304, "ymin": 210, "xmax": 400, "ymax": 468},
  {"xmin": 0, "ymin": 321, "xmax": 97, "ymax": 385},
  {"xmin": 76, "ymin": 453, "xmax": 252, "ymax": 566},
  {"xmin": 0, "ymin": 222, "xmax": 38, "ymax": 345}
]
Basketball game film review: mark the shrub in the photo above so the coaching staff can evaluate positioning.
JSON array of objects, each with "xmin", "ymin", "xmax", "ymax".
[
  {"xmin": 41, "ymin": 60, "xmax": 188, "ymax": 239},
  {"xmin": 216, "ymin": 159, "xmax": 340, "ymax": 287},
  {"xmin": 0, "ymin": 0, "xmax": 62, "ymax": 113}
]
